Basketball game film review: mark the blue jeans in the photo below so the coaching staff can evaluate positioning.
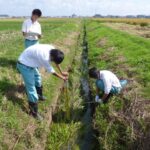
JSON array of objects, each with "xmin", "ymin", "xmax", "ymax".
[
  {"xmin": 96, "ymin": 79, "xmax": 127, "ymax": 94},
  {"xmin": 17, "ymin": 63, "xmax": 42, "ymax": 103},
  {"xmin": 25, "ymin": 39, "xmax": 39, "ymax": 48}
]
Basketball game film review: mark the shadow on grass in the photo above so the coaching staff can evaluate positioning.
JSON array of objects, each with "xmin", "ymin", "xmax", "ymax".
[
  {"xmin": 52, "ymin": 102, "xmax": 98, "ymax": 124},
  {"xmin": 52, "ymin": 107, "xmax": 84, "ymax": 124},
  {"xmin": 0, "ymin": 78, "xmax": 28, "ymax": 113},
  {"xmin": 0, "ymin": 57, "xmax": 17, "ymax": 69}
]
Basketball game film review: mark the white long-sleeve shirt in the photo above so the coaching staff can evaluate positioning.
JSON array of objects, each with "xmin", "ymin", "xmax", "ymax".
[
  {"xmin": 18, "ymin": 44, "xmax": 55, "ymax": 73},
  {"xmin": 99, "ymin": 70, "xmax": 121, "ymax": 94},
  {"xmin": 22, "ymin": 19, "xmax": 41, "ymax": 40}
]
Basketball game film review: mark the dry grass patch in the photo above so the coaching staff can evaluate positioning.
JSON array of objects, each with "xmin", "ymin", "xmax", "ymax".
[{"xmin": 104, "ymin": 22, "xmax": 150, "ymax": 38}]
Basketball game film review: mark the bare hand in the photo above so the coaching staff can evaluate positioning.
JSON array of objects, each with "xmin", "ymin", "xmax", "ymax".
[
  {"xmin": 62, "ymin": 72, "xmax": 69, "ymax": 77},
  {"xmin": 62, "ymin": 77, "xmax": 68, "ymax": 81},
  {"xmin": 23, "ymin": 32, "xmax": 27, "ymax": 36},
  {"xmin": 38, "ymin": 34, "xmax": 42, "ymax": 39}
]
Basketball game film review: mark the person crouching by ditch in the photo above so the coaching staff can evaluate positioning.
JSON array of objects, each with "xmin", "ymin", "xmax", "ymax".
[
  {"xmin": 22, "ymin": 9, "xmax": 42, "ymax": 48},
  {"xmin": 17, "ymin": 44, "xmax": 69, "ymax": 120},
  {"xmin": 89, "ymin": 67, "xmax": 127, "ymax": 104}
]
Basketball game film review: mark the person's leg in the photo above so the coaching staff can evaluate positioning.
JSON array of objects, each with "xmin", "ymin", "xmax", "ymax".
[
  {"xmin": 110, "ymin": 80, "xmax": 128, "ymax": 94},
  {"xmin": 110, "ymin": 86, "xmax": 119, "ymax": 94},
  {"xmin": 29, "ymin": 40, "xmax": 39, "ymax": 48},
  {"xmin": 96, "ymin": 79, "xmax": 111, "ymax": 103},
  {"xmin": 24, "ymin": 39, "xmax": 39, "ymax": 48},
  {"xmin": 32, "ymin": 40, "xmax": 39, "ymax": 45},
  {"xmin": 28, "ymin": 101, "xmax": 38, "ymax": 117},
  {"xmin": 96, "ymin": 79, "xmax": 105, "ymax": 92},
  {"xmin": 28, "ymin": 101, "xmax": 43, "ymax": 121},
  {"xmin": 25, "ymin": 39, "xmax": 31, "ymax": 48},
  {"xmin": 34, "ymin": 68, "xmax": 42, "ymax": 87},
  {"xmin": 17, "ymin": 63, "xmax": 42, "ymax": 120},
  {"xmin": 34, "ymin": 68, "xmax": 46, "ymax": 101},
  {"xmin": 17, "ymin": 63, "xmax": 38, "ymax": 102}
]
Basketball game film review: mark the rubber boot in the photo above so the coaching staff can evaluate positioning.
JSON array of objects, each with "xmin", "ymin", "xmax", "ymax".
[
  {"xmin": 29, "ymin": 102, "xmax": 43, "ymax": 121},
  {"xmin": 35, "ymin": 86, "xmax": 47, "ymax": 101}
]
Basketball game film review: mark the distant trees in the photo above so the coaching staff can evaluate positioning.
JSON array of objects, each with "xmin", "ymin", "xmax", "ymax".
[
  {"xmin": 93, "ymin": 14, "xmax": 150, "ymax": 18},
  {"xmin": 0, "ymin": 14, "xmax": 9, "ymax": 18}
]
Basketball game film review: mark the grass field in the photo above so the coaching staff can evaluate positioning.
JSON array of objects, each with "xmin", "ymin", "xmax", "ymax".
[
  {"xmin": 86, "ymin": 20, "xmax": 150, "ymax": 150},
  {"xmin": 0, "ymin": 18, "xmax": 150, "ymax": 150},
  {"xmin": 0, "ymin": 18, "xmax": 83, "ymax": 149},
  {"xmin": 93, "ymin": 18, "xmax": 150, "ymax": 26}
]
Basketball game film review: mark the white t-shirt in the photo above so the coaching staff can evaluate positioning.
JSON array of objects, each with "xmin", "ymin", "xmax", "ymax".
[
  {"xmin": 99, "ymin": 70, "xmax": 121, "ymax": 94},
  {"xmin": 22, "ymin": 19, "xmax": 41, "ymax": 41},
  {"xmin": 18, "ymin": 44, "xmax": 55, "ymax": 73}
]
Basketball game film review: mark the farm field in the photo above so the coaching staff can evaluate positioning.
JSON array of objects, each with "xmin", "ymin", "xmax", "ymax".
[
  {"xmin": 86, "ymin": 20, "xmax": 150, "ymax": 150},
  {"xmin": 0, "ymin": 18, "xmax": 150, "ymax": 150},
  {"xmin": 93, "ymin": 18, "xmax": 150, "ymax": 25},
  {"xmin": 0, "ymin": 18, "xmax": 84, "ymax": 149},
  {"xmin": 103, "ymin": 22, "xmax": 150, "ymax": 38}
]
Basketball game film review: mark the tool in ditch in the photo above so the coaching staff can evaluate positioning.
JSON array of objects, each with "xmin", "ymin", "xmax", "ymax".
[{"xmin": 64, "ymin": 80, "xmax": 70, "ymax": 121}]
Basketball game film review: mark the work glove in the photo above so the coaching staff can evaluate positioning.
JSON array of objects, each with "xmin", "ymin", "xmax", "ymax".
[{"xmin": 95, "ymin": 95, "xmax": 103, "ymax": 104}]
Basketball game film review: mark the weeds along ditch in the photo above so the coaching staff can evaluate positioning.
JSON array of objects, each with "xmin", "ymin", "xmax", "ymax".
[
  {"xmin": 2, "ymin": 18, "xmax": 150, "ymax": 149},
  {"xmin": 86, "ymin": 20, "xmax": 150, "ymax": 150},
  {"xmin": 46, "ymin": 24, "xmax": 99, "ymax": 150},
  {"xmin": 0, "ymin": 19, "xmax": 84, "ymax": 149}
]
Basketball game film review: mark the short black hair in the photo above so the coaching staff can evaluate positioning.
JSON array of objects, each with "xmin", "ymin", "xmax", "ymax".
[
  {"xmin": 50, "ymin": 49, "xmax": 64, "ymax": 64},
  {"xmin": 89, "ymin": 67, "xmax": 99, "ymax": 78},
  {"xmin": 32, "ymin": 9, "xmax": 42, "ymax": 17}
]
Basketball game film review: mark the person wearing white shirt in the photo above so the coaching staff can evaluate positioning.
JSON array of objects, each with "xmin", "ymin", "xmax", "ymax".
[
  {"xmin": 22, "ymin": 9, "xmax": 42, "ymax": 48},
  {"xmin": 89, "ymin": 67, "xmax": 127, "ymax": 104},
  {"xmin": 17, "ymin": 44, "xmax": 69, "ymax": 120}
]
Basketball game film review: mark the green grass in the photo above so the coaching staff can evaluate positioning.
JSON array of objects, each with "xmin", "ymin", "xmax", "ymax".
[
  {"xmin": 0, "ymin": 20, "xmax": 22, "ymax": 31},
  {"xmin": 87, "ymin": 20, "xmax": 150, "ymax": 98},
  {"xmin": 1, "ymin": 18, "xmax": 150, "ymax": 150},
  {"xmin": 86, "ymin": 20, "xmax": 150, "ymax": 149},
  {"xmin": 0, "ymin": 18, "xmax": 82, "ymax": 149},
  {"xmin": 46, "ymin": 28, "xmax": 86, "ymax": 149}
]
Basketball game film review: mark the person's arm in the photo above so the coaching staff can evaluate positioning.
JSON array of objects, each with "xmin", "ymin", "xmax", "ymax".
[
  {"xmin": 22, "ymin": 21, "xmax": 27, "ymax": 37},
  {"xmin": 37, "ymin": 24, "xmax": 42, "ymax": 39},
  {"xmin": 38, "ymin": 34, "xmax": 42, "ymax": 39},
  {"xmin": 52, "ymin": 72, "xmax": 68, "ymax": 81},
  {"xmin": 96, "ymin": 87, "xmax": 99, "ymax": 95},
  {"xmin": 95, "ymin": 87, "xmax": 101, "ymax": 103},
  {"xmin": 95, "ymin": 86, "xmax": 109, "ymax": 103},
  {"xmin": 22, "ymin": 32, "xmax": 27, "ymax": 37},
  {"xmin": 43, "ymin": 61, "xmax": 68, "ymax": 80},
  {"xmin": 55, "ymin": 64, "xmax": 69, "ymax": 77},
  {"xmin": 102, "ymin": 77, "xmax": 111, "ymax": 103},
  {"xmin": 101, "ymin": 93, "xmax": 109, "ymax": 101}
]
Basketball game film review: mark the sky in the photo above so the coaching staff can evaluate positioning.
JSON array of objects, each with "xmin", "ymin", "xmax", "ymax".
[{"xmin": 0, "ymin": 0, "xmax": 150, "ymax": 16}]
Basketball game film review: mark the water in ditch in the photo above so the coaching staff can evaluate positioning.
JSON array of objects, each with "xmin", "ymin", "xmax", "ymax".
[
  {"xmin": 48, "ymin": 24, "xmax": 99, "ymax": 150},
  {"xmin": 79, "ymin": 24, "xmax": 99, "ymax": 150}
]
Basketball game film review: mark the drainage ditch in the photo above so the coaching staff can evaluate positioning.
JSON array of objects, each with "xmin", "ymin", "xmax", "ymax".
[
  {"xmin": 47, "ymin": 23, "xmax": 99, "ymax": 150},
  {"xmin": 79, "ymin": 24, "xmax": 99, "ymax": 150}
]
